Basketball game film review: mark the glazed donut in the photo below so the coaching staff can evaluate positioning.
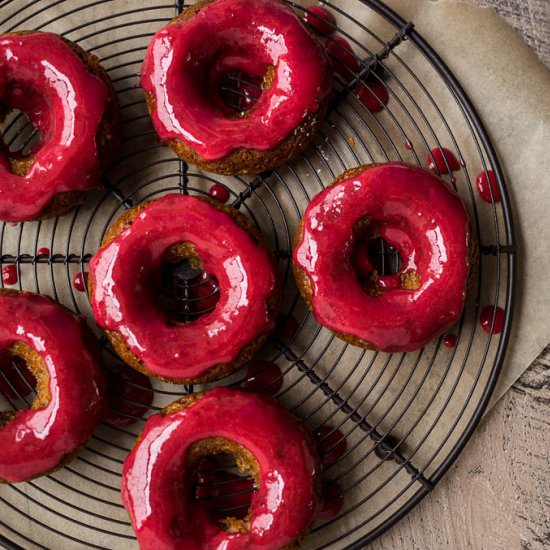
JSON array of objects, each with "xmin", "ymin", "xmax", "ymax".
[
  {"xmin": 121, "ymin": 387, "xmax": 320, "ymax": 550},
  {"xmin": 0, "ymin": 31, "xmax": 118, "ymax": 222},
  {"xmin": 140, "ymin": 0, "xmax": 333, "ymax": 175},
  {"xmin": 0, "ymin": 290, "xmax": 104, "ymax": 483},
  {"xmin": 89, "ymin": 194, "xmax": 279, "ymax": 383},
  {"xmin": 293, "ymin": 163, "xmax": 472, "ymax": 352}
]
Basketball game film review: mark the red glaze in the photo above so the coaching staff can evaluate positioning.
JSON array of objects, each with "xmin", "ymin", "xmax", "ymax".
[
  {"xmin": 0, "ymin": 33, "xmax": 110, "ymax": 222},
  {"xmin": 37, "ymin": 247, "xmax": 50, "ymax": 257},
  {"xmin": 89, "ymin": 195, "xmax": 277, "ymax": 381},
  {"xmin": 326, "ymin": 36, "xmax": 359, "ymax": 83},
  {"xmin": 317, "ymin": 480, "xmax": 344, "ymax": 520},
  {"xmin": 315, "ymin": 425, "xmax": 347, "ymax": 465},
  {"xmin": 0, "ymin": 352, "xmax": 35, "ymax": 399},
  {"xmin": 405, "ymin": 140, "xmax": 414, "ymax": 150},
  {"xmin": 2, "ymin": 265, "xmax": 17, "ymax": 285},
  {"xmin": 443, "ymin": 334, "xmax": 458, "ymax": 348},
  {"xmin": 208, "ymin": 183, "xmax": 230, "ymax": 203},
  {"xmin": 141, "ymin": 0, "xmax": 332, "ymax": 161},
  {"xmin": 480, "ymin": 305, "xmax": 505, "ymax": 334},
  {"xmin": 303, "ymin": 6, "xmax": 335, "ymax": 36},
  {"xmin": 355, "ymin": 81, "xmax": 389, "ymax": 113},
  {"xmin": 103, "ymin": 363, "xmax": 154, "ymax": 427},
  {"xmin": 294, "ymin": 163, "xmax": 471, "ymax": 352},
  {"xmin": 72, "ymin": 271, "xmax": 87, "ymax": 292},
  {"xmin": 244, "ymin": 360, "xmax": 283, "ymax": 394},
  {"xmin": 121, "ymin": 388, "xmax": 320, "ymax": 550},
  {"xmin": 476, "ymin": 170, "xmax": 501, "ymax": 203},
  {"xmin": 427, "ymin": 147, "xmax": 461, "ymax": 175},
  {"xmin": 0, "ymin": 291, "xmax": 104, "ymax": 482}
]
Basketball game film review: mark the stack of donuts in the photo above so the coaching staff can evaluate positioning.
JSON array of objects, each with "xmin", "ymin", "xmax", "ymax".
[{"xmin": 0, "ymin": 1, "xmax": 473, "ymax": 548}]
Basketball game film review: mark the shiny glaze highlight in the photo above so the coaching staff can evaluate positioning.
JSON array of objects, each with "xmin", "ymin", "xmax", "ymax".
[
  {"xmin": 0, "ymin": 32, "xmax": 109, "ymax": 221},
  {"xmin": 121, "ymin": 387, "xmax": 320, "ymax": 550},
  {"xmin": 294, "ymin": 163, "xmax": 471, "ymax": 352},
  {"xmin": 0, "ymin": 291, "xmax": 104, "ymax": 482},
  {"xmin": 89, "ymin": 194, "xmax": 277, "ymax": 381},
  {"xmin": 140, "ymin": 0, "xmax": 333, "ymax": 161}
]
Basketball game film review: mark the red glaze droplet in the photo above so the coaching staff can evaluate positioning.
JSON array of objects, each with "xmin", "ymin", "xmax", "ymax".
[
  {"xmin": 208, "ymin": 184, "xmax": 230, "ymax": 203},
  {"xmin": 327, "ymin": 36, "xmax": 359, "ymax": 83},
  {"xmin": 277, "ymin": 314, "xmax": 299, "ymax": 340},
  {"xmin": 315, "ymin": 425, "xmax": 347, "ymax": 465},
  {"xmin": 427, "ymin": 147, "xmax": 461, "ymax": 175},
  {"xmin": 450, "ymin": 176, "xmax": 457, "ymax": 185},
  {"xmin": 0, "ymin": 352, "xmax": 35, "ymax": 399},
  {"xmin": 303, "ymin": 6, "xmax": 335, "ymax": 36},
  {"xmin": 355, "ymin": 81, "xmax": 389, "ymax": 113},
  {"xmin": 103, "ymin": 363, "xmax": 154, "ymax": 427},
  {"xmin": 2, "ymin": 265, "xmax": 17, "ymax": 285},
  {"xmin": 37, "ymin": 247, "xmax": 50, "ymax": 257},
  {"xmin": 244, "ymin": 360, "xmax": 283, "ymax": 394},
  {"xmin": 317, "ymin": 480, "xmax": 344, "ymax": 520},
  {"xmin": 443, "ymin": 334, "xmax": 457, "ymax": 348},
  {"xmin": 405, "ymin": 140, "xmax": 414, "ymax": 150},
  {"xmin": 72, "ymin": 271, "xmax": 88, "ymax": 292},
  {"xmin": 480, "ymin": 305, "xmax": 505, "ymax": 334},
  {"xmin": 476, "ymin": 170, "xmax": 501, "ymax": 203}
]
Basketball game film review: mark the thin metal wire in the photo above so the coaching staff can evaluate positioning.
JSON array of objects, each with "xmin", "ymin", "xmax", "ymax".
[{"xmin": 0, "ymin": 0, "xmax": 515, "ymax": 548}]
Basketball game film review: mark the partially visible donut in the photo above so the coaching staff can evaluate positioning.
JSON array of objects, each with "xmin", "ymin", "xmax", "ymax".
[
  {"xmin": 89, "ymin": 194, "xmax": 279, "ymax": 383},
  {"xmin": 0, "ymin": 290, "xmax": 105, "ymax": 483},
  {"xmin": 0, "ymin": 31, "xmax": 118, "ymax": 222},
  {"xmin": 140, "ymin": 0, "xmax": 333, "ymax": 175},
  {"xmin": 293, "ymin": 163, "xmax": 473, "ymax": 352},
  {"xmin": 121, "ymin": 387, "xmax": 320, "ymax": 550}
]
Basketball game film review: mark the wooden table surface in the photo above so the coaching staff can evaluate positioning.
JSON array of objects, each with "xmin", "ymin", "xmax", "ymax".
[{"xmin": 368, "ymin": 1, "xmax": 550, "ymax": 549}]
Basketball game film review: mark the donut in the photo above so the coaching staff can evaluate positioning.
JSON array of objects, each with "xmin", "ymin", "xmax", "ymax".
[
  {"xmin": 121, "ymin": 387, "xmax": 320, "ymax": 549},
  {"xmin": 89, "ymin": 194, "xmax": 279, "ymax": 383},
  {"xmin": 293, "ymin": 163, "xmax": 472, "ymax": 352},
  {"xmin": 140, "ymin": 0, "xmax": 333, "ymax": 175},
  {"xmin": 0, "ymin": 31, "xmax": 118, "ymax": 222},
  {"xmin": 0, "ymin": 289, "xmax": 105, "ymax": 483}
]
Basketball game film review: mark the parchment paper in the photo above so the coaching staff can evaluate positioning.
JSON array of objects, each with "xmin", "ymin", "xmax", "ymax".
[{"xmin": 0, "ymin": 0, "xmax": 548, "ymax": 548}]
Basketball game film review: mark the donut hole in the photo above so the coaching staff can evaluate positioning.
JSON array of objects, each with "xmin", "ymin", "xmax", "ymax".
[
  {"xmin": 191, "ymin": 453, "xmax": 256, "ymax": 527},
  {"xmin": 366, "ymin": 237, "xmax": 403, "ymax": 276},
  {"xmin": 158, "ymin": 243, "xmax": 220, "ymax": 324},
  {"xmin": 0, "ymin": 102, "xmax": 44, "ymax": 174},
  {"xmin": 0, "ymin": 342, "xmax": 49, "ymax": 423},
  {"xmin": 188, "ymin": 39, "xmax": 275, "ymax": 118},
  {"xmin": 351, "ymin": 218, "xmax": 403, "ymax": 290},
  {"xmin": 187, "ymin": 438, "xmax": 258, "ymax": 532},
  {"xmin": 216, "ymin": 69, "xmax": 265, "ymax": 116}
]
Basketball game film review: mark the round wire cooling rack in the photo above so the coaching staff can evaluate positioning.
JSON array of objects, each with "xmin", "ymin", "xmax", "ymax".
[{"xmin": 0, "ymin": 0, "xmax": 516, "ymax": 549}]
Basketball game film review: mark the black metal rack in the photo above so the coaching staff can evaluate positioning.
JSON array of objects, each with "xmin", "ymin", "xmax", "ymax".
[{"xmin": 0, "ymin": 1, "xmax": 515, "ymax": 548}]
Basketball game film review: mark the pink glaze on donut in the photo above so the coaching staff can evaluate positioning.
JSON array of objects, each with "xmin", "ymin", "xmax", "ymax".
[
  {"xmin": 0, "ymin": 33, "xmax": 111, "ymax": 222},
  {"xmin": 294, "ymin": 163, "xmax": 470, "ymax": 352},
  {"xmin": 121, "ymin": 387, "xmax": 320, "ymax": 550},
  {"xmin": 0, "ymin": 291, "xmax": 104, "ymax": 482},
  {"xmin": 89, "ymin": 194, "xmax": 277, "ymax": 381},
  {"xmin": 140, "ymin": 0, "xmax": 333, "ymax": 161}
]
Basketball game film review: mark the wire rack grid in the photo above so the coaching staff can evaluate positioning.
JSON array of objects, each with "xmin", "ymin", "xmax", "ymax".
[{"xmin": 0, "ymin": 0, "xmax": 515, "ymax": 549}]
